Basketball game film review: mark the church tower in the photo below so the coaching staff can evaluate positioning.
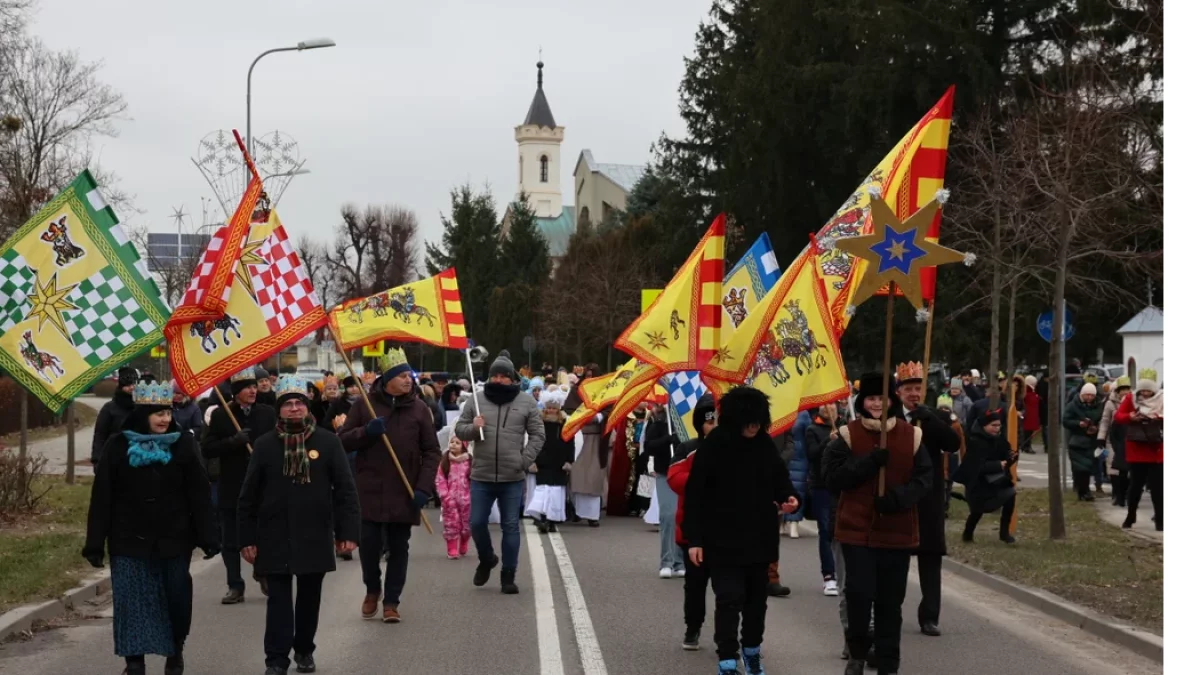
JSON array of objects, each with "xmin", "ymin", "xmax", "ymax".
[{"xmin": 515, "ymin": 60, "xmax": 564, "ymax": 217}]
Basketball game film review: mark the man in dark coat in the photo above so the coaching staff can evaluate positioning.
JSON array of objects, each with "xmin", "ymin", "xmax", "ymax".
[
  {"xmin": 201, "ymin": 367, "xmax": 277, "ymax": 605},
  {"xmin": 338, "ymin": 348, "xmax": 440, "ymax": 623},
  {"xmin": 255, "ymin": 366, "xmax": 276, "ymax": 407},
  {"xmin": 321, "ymin": 376, "xmax": 361, "ymax": 432},
  {"xmin": 170, "ymin": 382, "xmax": 205, "ymax": 440},
  {"xmin": 895, "ymin": 362, "xmax": 963, "ymax": 638},
  {"xmin": 92, "ymin": 366, "xmax": 138, "ymax": 464},
  {"xmin": 238, "ymin": 376, "xmax": 359, "ymax": 675}
]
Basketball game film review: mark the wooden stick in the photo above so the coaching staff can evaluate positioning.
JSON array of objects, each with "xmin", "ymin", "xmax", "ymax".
[
  {"xmin": 332, "ymin": 333, "xmax": 434, "ymax": 535},
  {"xmin": 1007, "ymin": 380, "xmax": 1020, "ymax": 532},
  {"xmin": 878, "ymin": 281, "xmax": 897, "ymax": 497},
  {"xmin": 214, "ymin": 388, "xmax": 256, "ymax": 455}
]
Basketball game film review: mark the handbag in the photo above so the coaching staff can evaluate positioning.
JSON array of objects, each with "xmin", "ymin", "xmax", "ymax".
[
  {"xmin": 1125, "ymin": 418, "xmax": 1163, "ymax": 444},
  {"xmin": 636, "ymin": 474, "xmax": 655, "ymax": 499}
]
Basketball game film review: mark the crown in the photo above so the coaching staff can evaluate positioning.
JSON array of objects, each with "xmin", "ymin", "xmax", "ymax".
[
  {"xmin": 133, "ymin": 382, "xmax": 174, "ymax": 406},
  {"xmin": 380, "ymin": 347, "xmax": 411, "ymax": 373},
  {"xmin": 231, "ymin": 367, "xmax": 258, "ymax": 384},
  {"xmin": 274, "ymin": 374, "xmax": 309, "ymax": 399},
  {"xmin": 1138, "ymin": 368, "xmax": 1158, "ymax": 382},
  {"xmin": 896, "ymin": 361, "xmax": 924, "ymax": 383}
]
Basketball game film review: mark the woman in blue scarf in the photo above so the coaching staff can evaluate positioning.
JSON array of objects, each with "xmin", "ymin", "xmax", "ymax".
[{"xmin": 84, "ymin": 381, "xmax": 218, "ymax": 675}]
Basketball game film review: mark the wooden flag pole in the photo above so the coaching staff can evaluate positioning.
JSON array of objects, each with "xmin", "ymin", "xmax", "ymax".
[
  {"xmin": 878, "ymin": 281, "xmax": 897, "ymax": 497},
  {"xmin": 332, "ymin": 332, "xmax": 434, "ymax": 535},
  {"xmin": 214, "ymin": 388, "xmax": 257, "ymax": 455},
  {"xmin": 65, "ymin": 403, "xmax": 75, "ymax": 485},
  {"xmin": 1007, "ymin": 380, "xmax": 1020, "ymax": 531}
]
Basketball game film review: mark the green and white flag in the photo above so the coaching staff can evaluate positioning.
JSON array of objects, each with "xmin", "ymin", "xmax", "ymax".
[{"xmin": 0, "ymin": 170, "xmax": 170, "ymax": 413}]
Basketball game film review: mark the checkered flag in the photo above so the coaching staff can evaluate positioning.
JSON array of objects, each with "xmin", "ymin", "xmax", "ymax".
[
  {"xmin": 248, "ymin": 228, "xmax": 321, "ymax": 334},
  {"xmin": 66, "ymin": 268, "xmax": 161, "ymax": 367},
  {"xmin": 667, "ymin": 370, "xmax": 708, "ymax": 442},
  {"xmin": 177, "ymin": 231, "xmax": 230, "ymax": 309},
  {"xmin": 0, "ymin": 249, "xmax": 34, "ymax": 334}
]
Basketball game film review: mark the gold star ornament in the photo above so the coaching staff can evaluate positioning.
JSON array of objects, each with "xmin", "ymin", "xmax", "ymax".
[
  {"xmin": 834, "ymin": 190, "xmax": 969, "ymax": 311},
  {"xmin": 28, "ymin": 271, "xmax": 78, "ymax": 340}
]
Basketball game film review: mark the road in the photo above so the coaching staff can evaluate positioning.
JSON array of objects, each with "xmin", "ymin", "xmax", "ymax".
[{"xmin": 0, "ymin": 516, "xmax": 1159, "ymax": 675}]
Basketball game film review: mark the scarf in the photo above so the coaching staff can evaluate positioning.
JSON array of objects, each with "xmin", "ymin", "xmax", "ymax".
[
  {"xmin": 122, "ymin": 430, "xmax": 180, "ymax": 467},
  {"xmin": 1137, "ymin": 391, "xmax": 1164, "ymax": 418},
  {"xmin": 449, "ymin": 450, "xmax": 471, "ymax": 463},
  {"xmin": 277, "ymin": 415, "xmax": 317, "ymax": 484},
  {"xmin": 483, "ymin": 381, "xmax": 520, "ymax": 405}
]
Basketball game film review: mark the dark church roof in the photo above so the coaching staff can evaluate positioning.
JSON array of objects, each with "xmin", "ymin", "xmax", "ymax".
[{"xmin": 523, "ymin": 61, "xmax": 557, "ymax": 128}]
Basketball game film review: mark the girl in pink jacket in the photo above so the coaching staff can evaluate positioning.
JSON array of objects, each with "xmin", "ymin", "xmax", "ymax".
[{"xmin": 436, "ymin": 436, "xmax": 473, "ymax": 558}]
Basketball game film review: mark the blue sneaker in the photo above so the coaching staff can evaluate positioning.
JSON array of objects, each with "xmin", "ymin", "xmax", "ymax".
[
  {"xmin": 742, "ymin": 646, "xmax": 764, "ymax": 674},
  {"xmin": 718, "ymin": 658, "xmax": 740, "ymax": 674}
]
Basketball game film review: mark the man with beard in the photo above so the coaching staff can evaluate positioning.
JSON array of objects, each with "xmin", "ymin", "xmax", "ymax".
[
  {"xmin": 239, "ymin": 375, "xmax": 359, "ymax": 675},
  {"xmin": 339, "ymin": 348, "xmax": 441, "ymax": 623},
  {"xmin": 455, "ymin": 349, "xmax": 545, "ymax": 595},
  {"xmin": 202, "ymin": 367, "xmax": 277, "ymax": 605},
  {"xmin": 92, "ymin": 366, "xmax": 139, "ymax": 464},
  {"xmin": 894, "ymin": 362, "xmax": 963, "ymax": 638}
]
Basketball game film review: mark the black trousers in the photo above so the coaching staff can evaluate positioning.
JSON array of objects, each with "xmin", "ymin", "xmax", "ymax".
[
  {"xmin": 264, "ymin": 573, "xmax": 324, "ymax": 670},
  {"xmin": 359, "ymin": 521, "xmax": 412, "ymax": 605},
  {"xmin": 679, "ymin": 545, "xmax": 711, "ymax": 630},
  {"xmin": 1127, "ymin": 462, "xmax": 1163, "ymax": 527},
  {"xmin": 219, "ymin": 507, "xmax": 245, "ymax": 591},
  {"xmin": 709, "ymin": 562, "xmax": 770, "ymax": 661},
  {"xmin": 1072, "ymin": 470, "xmax": 1093, "ymax": 498},
  {"xmin": 963, "ymin": 495, "xmax": 1016, "ymax": 539},
  {"xmin": 842, "ymin": 545, "xmax": 910, "ymax": 672},
  {"xmin": 916, "ymin": 553, "xmax": 941, "ymax": 625},
  {"xmin": 1111, "ymin": 468, "xmax": 1129, "ymax": 505}
]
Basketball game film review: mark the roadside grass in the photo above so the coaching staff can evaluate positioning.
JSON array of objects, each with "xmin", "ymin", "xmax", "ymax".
[
  {"xmin": 0, "ymin": 404, "xmax": 99, "ymax": 447},
  {"xmin": 946, "ymin": 487, "xmax": 1162, "ymax": 633},
  {"xmin": 0, "ymin": 477, "xmax": 93, "ymax": 612}
]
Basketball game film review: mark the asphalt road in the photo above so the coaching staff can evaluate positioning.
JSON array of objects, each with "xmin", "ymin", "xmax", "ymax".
[{"xmin": 0, "ymin": 515, "xmax": 1158, "ymax": 675}]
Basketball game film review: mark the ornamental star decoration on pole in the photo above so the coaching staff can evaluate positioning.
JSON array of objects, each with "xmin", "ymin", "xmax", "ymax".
[{"xmin": 835, "ymin": 188, "xmax": 974, "ymax": 312}]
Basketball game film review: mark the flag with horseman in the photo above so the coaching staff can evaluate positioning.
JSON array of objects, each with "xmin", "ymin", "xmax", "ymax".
[
  {"xmin": 327, "ymin": 268, "xmax": 469, "ymax": 350},
  {"xmin": 0, "ymin": 170, "xmax": 169, "ymax": 412}
]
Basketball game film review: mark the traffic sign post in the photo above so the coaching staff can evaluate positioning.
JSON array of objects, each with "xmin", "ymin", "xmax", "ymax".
[{"xmin": 1037, "ymin": 307, "xmax": 1075, "ymax": 342}]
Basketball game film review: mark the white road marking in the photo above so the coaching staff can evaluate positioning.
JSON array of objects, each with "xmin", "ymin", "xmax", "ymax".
[
  {"xmin": 524, "ymin": 520, "xmax": 565, "ymax": 675},
  {"xmin": 548, "ymin": 530, "xmax": 609, "ymax": 675}
]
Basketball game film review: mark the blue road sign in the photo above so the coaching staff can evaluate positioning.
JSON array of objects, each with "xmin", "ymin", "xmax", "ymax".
[{"xmin": 1037, "ymin": 308, "xmax": 1075, "ymax": 342}]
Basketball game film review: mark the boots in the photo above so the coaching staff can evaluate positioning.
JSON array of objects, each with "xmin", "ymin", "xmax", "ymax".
[
  {"xmin": 122, "ymin": 656, "xmax": 146, "ymax": 675},
  {"xmin": 164, "ymin": 642, "xmax": 184, "ymax": 675},
  {"xmin": 447, "ymin": 538, "xmax": 461, "ymax": 559},
  {"xmin": 460, "ymin": 533, "xmax": 471, "ymax": 557},
  {"xmin": 500, "ymin": 568, "xmax": 520, "ymax": 595},
  {"xmin": 536, "ymin": 516, "xmax": 549, "ymax": 534},
  {"xmin": 844, "ymin": 660, "xmax": 865, "ymax": 675}
]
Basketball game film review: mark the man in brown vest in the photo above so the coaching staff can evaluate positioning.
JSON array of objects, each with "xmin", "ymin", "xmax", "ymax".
[{"xmin": 824, "ymin": 372, "xmax": 933, "ymax": 675}]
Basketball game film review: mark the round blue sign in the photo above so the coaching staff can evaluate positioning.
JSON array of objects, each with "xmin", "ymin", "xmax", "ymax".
[{"xmin": 1037, "ymin": 308, "xmax": 1075, "ymax": 342}]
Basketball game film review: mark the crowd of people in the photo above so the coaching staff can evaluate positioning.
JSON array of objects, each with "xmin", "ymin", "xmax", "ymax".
[{"xmin": 80, "ymin": 350, "xmax": 1164, "ymax": 675}]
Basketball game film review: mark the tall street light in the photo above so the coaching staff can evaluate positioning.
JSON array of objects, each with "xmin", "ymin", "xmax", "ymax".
[{"xmin": 246, "ymin": 38, "xmax": 336, "ymax": 185}]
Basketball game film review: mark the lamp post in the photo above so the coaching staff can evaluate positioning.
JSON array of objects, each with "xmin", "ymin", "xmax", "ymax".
[{"xmin": 246, "ymin": 38, "xmax": 336, "ymax": 184}]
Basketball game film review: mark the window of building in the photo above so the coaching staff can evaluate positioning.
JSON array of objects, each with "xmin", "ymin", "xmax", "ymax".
[{"xmin": 540, "ymin": 155, "xmax": 549, "ymax": 183}]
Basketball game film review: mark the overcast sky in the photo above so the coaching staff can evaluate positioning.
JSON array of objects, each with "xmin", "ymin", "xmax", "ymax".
[{"xmin": 30, "ymin": 0, "xmax": 711, "ymax": 254}]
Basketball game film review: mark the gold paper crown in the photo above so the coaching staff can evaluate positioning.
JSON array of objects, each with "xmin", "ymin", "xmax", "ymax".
[
  {"xmin": 1138, "ymin": 368, "xmax": 1158, "ymax": 382},
  {"xmin": 231, "ymin": 367, "xmax": 258, "ymax": 384},
  {"xmin": 896, "ymin": 361, "xmax": 924, "ymax": 383},
  {"xmin": 380, "ymin": 347, "xmax": 410, "ymax": 373},
  {"xmin": 133, "ymin": 382, "xmax": 174, "ymax": 406}
]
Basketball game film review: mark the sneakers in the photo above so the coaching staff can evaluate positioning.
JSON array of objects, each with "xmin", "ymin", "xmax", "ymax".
[
  {"xmin": 683, "ymin": 628, "xmax": 700, "ymax": 651},
  {"xmin": 537, "ymin": 518, "xmax": 550, "ymax": 534},
  {"xmin": 788, "ymin": 521, "xmax": 801, "ymax": 539},
  {"xmin": 766, "ymin": 582, "xmax": 790, "ymax": 597},
  {"xmin": 474, "ymin": 554, "xmax": 499, "ymax": 586},
  {"xmin": 742, "ymin": 646, "xmax": 764, "ymax": 675},
  {"xmin": 361, "ymin": 593, "xmax": 380, "ymax": 619},
  {"xmin": 1000, "ymin": 534, "xmax": 1017, "ymax": 544},
  {"xmin": 844, "ymin": 659, "xmax": 865, "ymax": 675},
  {"xmin": 673, "ymin": 568, "xmax": 687, "ymax": 578},
  {"xmin": 588, "ymin": 519, "xmax": 600, "ymax": 527},
  {"xmin": 447, "ymin": 538, "xmax": 461, "ymax": 559},
  {"xmin": 659, "ymin": 567, "xmax": 674, "ymax": 579},
  {"xmin": 338, "ymin": 550, "xmax": 354, "ymax": 561},
  {"xmin": 220, "ymin": 588, "xmax": 245, "ymax": 605},
  {"xmin": 295, "ymin": 652, "xmax": 316, "ymax": 673},
  {"xmin": 718, "ymin": 659, "xmax": 740, "ymax": 674},
  {"xmin": 501, "ymin": 568, "xmax": 520, "ymax": 595},
  {"xmin": 382, "ymin": 605, "xmax": 400, "ymax": 623},
  {"xmin": 823, "ymin": 577, "xmax": 838, "ymax": 596}
]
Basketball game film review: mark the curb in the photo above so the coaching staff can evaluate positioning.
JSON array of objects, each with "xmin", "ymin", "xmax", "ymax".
[
  {"xmin": 942, "ymin": 558, "xmax": 1162, "ymax": 663},
  {"xmin": 0, "ymin": 571, "xmax": 111, "ymax": 643}
]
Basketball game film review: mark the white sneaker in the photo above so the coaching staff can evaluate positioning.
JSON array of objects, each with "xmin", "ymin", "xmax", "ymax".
[
  {"xmin": 673, "ymin": 568, "xmax": 687, "ymax": 578},
  {"xmin": 779, "ymin": 522, "xmax": 788, "ymax": 535},
  {"xmin": 659, "ymin": 567, "xmax": 673, "ymax": 579},
  {"xmin": 823, "ymin": 578, "xmax": 839, "ymax": 596},
  {"xmin": 788, "ymin": 522, "xmax": 801, "ymax": 539}
]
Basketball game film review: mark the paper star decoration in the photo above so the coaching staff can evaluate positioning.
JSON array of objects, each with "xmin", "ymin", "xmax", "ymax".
[
  {"xmin": 28, "ymin": 271, "xmax": 78, "ymax": 341},
  {"xmin": 835, "ymin": 193, "xmax": 966, "ymax": 311},
  {"xmin": 234, "ymin": 237, "xmax": 268, "ymax": 297}
]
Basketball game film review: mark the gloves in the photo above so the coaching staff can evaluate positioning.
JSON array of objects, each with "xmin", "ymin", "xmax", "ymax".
[
  {"xmin": 202, "ymin": 544, "xmax": 221, "ymax": 560},
  {"xmin": 908, "ymin": 406, "xmax": 932, "ymax": 422},
  {"xmin": 232, "ymin": 431, "xmax": 250, "ymax": 447},
  {"xmin": 875, "ymin": 489, "xmax": 902, "ymax": 514},
  {"xmin": 870, "ymin": 447, "xmax": 890, "ymax": 467},
  {"xmin": 669, "ymin": 433, "xmax": 680, "ymax": 446},
  {"xmin": 411, "ymin": 490, "xmax": 430, "ymax": 510},
  {"xmin": 366, "ymin": 417, "xmax": 387, "ymax": 438},
  {"xmin": 84, "ymin": 553, "xmax": 104, "ymax": 569}
]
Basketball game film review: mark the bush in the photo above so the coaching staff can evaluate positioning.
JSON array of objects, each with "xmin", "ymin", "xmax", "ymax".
[
  {"xmin": 0, "ymin": 377, "xmax": 58, "ymax": 436},
  {"xmin": 0, "ymin": 449, "xmax": 50, "ymax": 520}
]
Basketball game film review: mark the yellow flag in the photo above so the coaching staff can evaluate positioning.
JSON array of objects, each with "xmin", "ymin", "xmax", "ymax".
[
  {"xmin": 328, "ymin": 268, "xmax": 468, "ymax": 350},
  {"xmin": 560, "ymin": 357, "xmax": 660, "ymax": 440}
]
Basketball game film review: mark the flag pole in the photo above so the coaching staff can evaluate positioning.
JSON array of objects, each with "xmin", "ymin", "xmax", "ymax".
[
  {"xmin": 1007, "ymin": 380, "xmax": 1020, "ymax": 532},
  {"xmin": 878, "ymin": 281, "xmax": 897, "ymax": 497},
  {"xmin": 214, "ymin": 388, "xmax": 257, "ymax": 455},
  {"xmin": 920, "ymin": 298, "xmax": 935, "ymax": 401},
  {"xmin": 331, "ymin": 330, "xmax": 434, "ymax": 535}
]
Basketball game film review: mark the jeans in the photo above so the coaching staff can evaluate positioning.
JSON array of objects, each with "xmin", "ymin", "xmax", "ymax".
[
  {"xmin": 842, "ymin": 545, "xmax": 910, "ymax": 672},
  {"xmin": 809, "ymin": 487, "xmax": 835, "ymax": 578},
  {"xmin": 680, "ymin": 544, "xmax": 710, "ymax": 630},
  {"xmin": 264, "ymin": 573, "xmax": 324, "ymax": 670},
  {"xmin": 470, "ymin": 480, "xmax": 524, "ymax": 571},
  {"xmin": 656, "ymin": 475, "xmax": 683, "ymax": 572},
  {"xmin": 1093, "ymin": 452, "xmax": 1108, "ymax": 489},
  {"xmin": 359, "ymin": 522, "xmax": 412, "ymax": 605},
  {"xmin": 219, "ymin": 507, "xmax": 245, "ymax": 591},
  {"xmin": 710, "ymin": 562, "xmax": 770, "ymax": 661}
]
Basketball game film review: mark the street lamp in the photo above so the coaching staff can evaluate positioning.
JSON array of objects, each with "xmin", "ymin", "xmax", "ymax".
[
  {"xmin": 263, "ymin": 168, "xmax": 312, "ymax": 180},
  {"xmin": 246, "ymin": 38, "xmax": 336, "ymax": 184}
]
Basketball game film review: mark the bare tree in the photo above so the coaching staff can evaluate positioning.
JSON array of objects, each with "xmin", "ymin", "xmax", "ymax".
[{"xmin": 324, "ymin": 204, "xmax": 419, "ymax": 302}]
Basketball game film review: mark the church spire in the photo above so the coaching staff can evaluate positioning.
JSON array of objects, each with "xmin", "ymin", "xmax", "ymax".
[{"xmin": 523, "ymin": 59, "xmax": 557, "ymax": 128}]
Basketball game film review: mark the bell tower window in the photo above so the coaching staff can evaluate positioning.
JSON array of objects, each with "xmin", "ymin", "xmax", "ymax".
[{"xmin": 540, "ymin": 155, "xmax": 549, "ymax": 183}]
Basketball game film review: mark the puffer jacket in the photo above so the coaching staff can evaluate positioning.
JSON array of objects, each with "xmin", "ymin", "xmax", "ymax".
[
  {"xmin": 1062, "ymin": 394, "xmax": 1103, "ymax": 472},
  {"xmin": 455, "ymin": 386, "xmax": 545, "ymax": 483},
  {"xmin": 783, "ymin": 410, "xmax": 811, "ymax": 523}
]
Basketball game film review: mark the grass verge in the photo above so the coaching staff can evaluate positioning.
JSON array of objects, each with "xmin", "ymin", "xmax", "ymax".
[
  {"xmin": 946, "ymin": 487, "xmax": 1162, "ymax": 633},
  {"xmin": 0, "ymin": 404, "xmax": 99, "ymax": 447},
  {"xmin": 0, "ymin": 477, "xmax": 93, "ymax": 612}
]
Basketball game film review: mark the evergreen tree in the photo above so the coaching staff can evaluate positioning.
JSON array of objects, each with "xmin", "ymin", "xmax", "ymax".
[
  {"xmin": 425, "ymin": 184, "xmax": 500, "ymax": 346},
  {"xmin": 497, "ymin": 195, "xmax": 551, "ymax": 289}
]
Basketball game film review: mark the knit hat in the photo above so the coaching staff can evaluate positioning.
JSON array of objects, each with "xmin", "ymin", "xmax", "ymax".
[
  {"xmin": 489, "ymin": 349, "xmax": 517, "ymax": 381},
  {"xmin": 936, "ymin": 394, "xmax": 952, "ymax": 410},
  {"xmin": 979, "ymin": 407, "xmax": 1005, "ymax": 427},
  {"xmin": 274, "ymin": 375, "xmax": 310, "ymax": 410},
  {"xmin": 380, "ymin": 347, "xmax": 413, "ymax": 385},
  {"xmin": 970, "ymin": 369, "xmax": 981, "ymax": 379},
  {"xmin": 716, "ymin": 387, "xmax": 769, "ymax": 434},
  {"xmin": 254, "ymin": 366, "xmax": 271, "ymax": 383},
  {"xmin": 1024, "ymin": 375, "xmax": 1037, "ymax": 389},
  {"xmin": 430, "ymin": 372, "xmax": 449, "ymax": 384},
  {"xmin": 342, "ymin": 375, "xmax": 358, "ymax": 389},
  {"xmin": 1080, "ymin": 382, "xmax": 1098, "ymax": 397},
  {"xmin": 1136, "ymin": 368, "xmax": 1159, "ymax": 395},
  {"xmin": 692, "ymin": 394, "xmax": 716, "ymax": 437},
  {"xmin": 230, "ymin": 367, "xmax": 259, "ymax": 395},
  {"xmin": 950, "ymin": 377, "xmax": 963, "ymax": 390},
  {"xmin": 540, "ymin": 389, "xmax": 568, "ymax": 410},
  {"xmin": 854, "ymin": 372, "xmax": 902, "ymax": 418},
  {"xmin": 117, "ymin": 366, "xmax": 139, "ymax": 387},
  {"xmin": 529, "ymin": 376, "xmax": 545, "ymax": 391}
]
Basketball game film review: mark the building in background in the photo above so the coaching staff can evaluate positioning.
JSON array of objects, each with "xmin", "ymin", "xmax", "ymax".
[
  {"xmin": 146, "ymin": 232, "xmax": 208, "ymax": 268},
  {"xmin": 1118, "ymin": 305, "xmax": 1164, "ymax": 384}
]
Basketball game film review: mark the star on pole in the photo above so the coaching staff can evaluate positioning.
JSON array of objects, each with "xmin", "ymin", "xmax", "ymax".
[
  {"xmin": 233, "ymin": 237, "xmax": 268, "ymax": 297},
  {"xmin": 28, "ymin": 271, "xmax": 78, "ymax": 341},
  {"xmin": 835, "ymin": 191, "xmax": 965, "ymax": 311}
]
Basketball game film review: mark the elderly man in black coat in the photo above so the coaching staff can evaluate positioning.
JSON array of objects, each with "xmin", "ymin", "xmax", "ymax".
[
  {"xmin": 238, "ymin": 376, "xmax": 360, "ymax": 675},
  {"xmin": 895, "ymin": 362, "xmax": 964, "ymax": 638}
]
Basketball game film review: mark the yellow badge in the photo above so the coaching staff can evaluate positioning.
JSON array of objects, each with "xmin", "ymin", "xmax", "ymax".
[{"xmin": 308, "ymin": 449, "xmax": 319, "ymax": 460}]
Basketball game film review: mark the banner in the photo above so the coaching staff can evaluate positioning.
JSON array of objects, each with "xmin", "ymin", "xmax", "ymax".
[{"xmin": 328, "ymin": 268, "xmax": 468, "ymax": 350}]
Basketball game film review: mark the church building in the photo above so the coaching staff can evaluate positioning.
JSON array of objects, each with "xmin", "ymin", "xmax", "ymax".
[{"xmin": 501, "ymin": 61, "xmax": 646, "ymax": 267}]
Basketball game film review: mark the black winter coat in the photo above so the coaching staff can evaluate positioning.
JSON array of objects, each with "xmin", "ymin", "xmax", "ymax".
[
  {"xmin": 805, "ymin": 417, "xmax": 834, "ymax": 490},
  {"xmin": 237, "ymin": 425, "xmax": 360, "ymax": 576},
  {"xmin": 905, "ymin": 406, "xmax": 962, "ymax": 556},
  {"xmin": 84, "ymin": 425, "xmax": 216, "ymax": 561},
  {"xmin": 91, "ymin": 390, "xmax": 135, "ymax": 463},
  {"xmin": 643, "ymin": 416, "xmax": 677, "ymax": 476},
  {"xmin": 172, "ymin": 401, "xmax": 205, "ymax": 440},
  {"xmin": 682, "ymin": 426, "xmax": 796, "ymax": 566},
  {"xmin": 535, "ymin": 419, "xmax": 576, "ymax": 486},
  {"xmin": 965, "ymin": 395, "xmax": 1022, "ymax": 434},
  {"xmin": 958, "ymin": 425, "xmax": 1017, "ymax": 513},
  {"xmin": 320, "ymin": 395, "xmax": 356, "ymax": 432},
  {"xmin": 201, "ymin": 403, "xmax": 277, "ymax": 508}
]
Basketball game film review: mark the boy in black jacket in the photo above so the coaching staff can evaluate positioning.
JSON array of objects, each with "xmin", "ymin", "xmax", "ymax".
[{"xmin": 683, "ymin": 387, "xmax": 798, "ymax": 675}]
